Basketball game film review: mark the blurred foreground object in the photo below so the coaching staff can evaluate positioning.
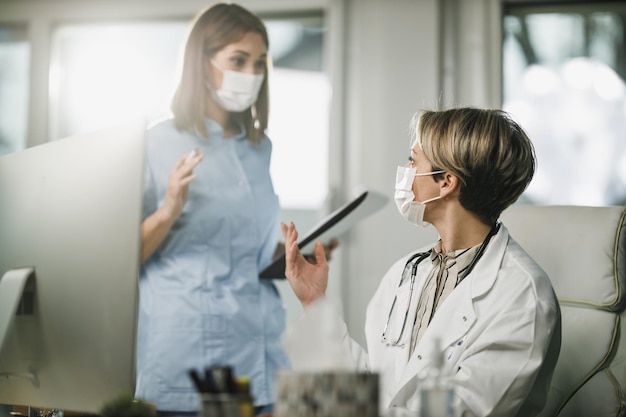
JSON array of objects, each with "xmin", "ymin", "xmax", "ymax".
[{"xmin": 100, "ymin": 393, "xmax": 155, "ymax": 417}]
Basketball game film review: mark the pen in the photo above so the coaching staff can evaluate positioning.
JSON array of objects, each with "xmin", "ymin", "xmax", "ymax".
[
  {"xmin": 189, "ymin": 369, "xmax": 207, "ymax": 393},
  {"xmin": 189, "ymin": 365, "xmax": 238, "ymax": 394}
]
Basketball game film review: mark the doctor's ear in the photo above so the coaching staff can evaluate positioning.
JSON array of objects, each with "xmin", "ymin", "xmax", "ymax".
[{"xmin": 439, "ymin": 172, "xmax": 460, "ymax": 198}]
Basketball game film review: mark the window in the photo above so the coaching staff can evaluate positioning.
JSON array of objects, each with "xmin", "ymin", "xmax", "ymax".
[
  {"xmin": 48, "ymin": 14, "xmax": 328, "ymax": 210},
  {"xmin": 0, "ymin": 25, "xmax": 29, "ymax": 156},
  {"xmin": 503, "ymin": 3, "xmax": 626, "ymax": 206},
  {"xmin": 265, "ymin": 15, "xmax": 328, "ymax": 209},
  {"xmin": 49, "ymin": 22, "xmax": 185, "ymax": 140}
]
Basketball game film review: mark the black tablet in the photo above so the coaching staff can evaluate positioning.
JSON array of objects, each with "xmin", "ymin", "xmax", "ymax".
[{"xmin": 260, "ymin": 189, "xmax": 387, "ymax": 279}]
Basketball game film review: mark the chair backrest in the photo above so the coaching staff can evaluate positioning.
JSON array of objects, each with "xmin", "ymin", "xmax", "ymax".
[{"xmin": 501, "ymin": 205, "xmax": 626, "ymax": 417}]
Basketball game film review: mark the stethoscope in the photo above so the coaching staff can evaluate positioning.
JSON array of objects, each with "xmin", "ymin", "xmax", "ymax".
[{"xmin": 380, "ymin": 222, "xmax": 501, "ymax": 348}]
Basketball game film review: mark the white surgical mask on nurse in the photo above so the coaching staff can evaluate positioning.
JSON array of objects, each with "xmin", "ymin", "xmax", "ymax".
[
  {"xmin": 206, "ymin": 60, "xmax": 264, "ymax": 112},
  {"xmin": 394, "ymin": 165, "xmax": 444, "ymax": 228}
]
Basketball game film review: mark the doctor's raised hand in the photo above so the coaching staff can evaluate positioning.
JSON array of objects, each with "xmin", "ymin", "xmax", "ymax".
[{"xmin": 281, "ymin": 222, "xmax": 329, "ymax": 309}]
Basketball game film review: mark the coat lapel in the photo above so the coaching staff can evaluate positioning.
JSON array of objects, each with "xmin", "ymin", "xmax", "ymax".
[
  {"xmin": 394, "ymin": 281, "xmax": 475, "ymax": 391},
  {"xmin": 389, "ymin": 226, "xmax": 511, "ymax": 403}
]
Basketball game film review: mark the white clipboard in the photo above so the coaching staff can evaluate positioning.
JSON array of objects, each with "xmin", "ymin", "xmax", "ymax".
[{"xmin": 260, "ymin": 189, "xmax": 388, "ymax": 279}]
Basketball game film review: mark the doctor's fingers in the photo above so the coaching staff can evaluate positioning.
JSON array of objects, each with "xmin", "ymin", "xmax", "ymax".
[
  {"xmin": 281, "ymin": 223, "xmax": 307, "ymax": 270},
  {"xmin": 281, "ymin": 222, "xmax": 299, "ymax": 251},
  {"xmin": 313, "ymin": 240, "xmax": 328, "ymax": 266}
]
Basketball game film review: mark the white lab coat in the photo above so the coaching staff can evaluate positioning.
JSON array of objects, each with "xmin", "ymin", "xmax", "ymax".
[{"xmin": 286, "ymin": 224, "xmax": 561, "ymax": 417}]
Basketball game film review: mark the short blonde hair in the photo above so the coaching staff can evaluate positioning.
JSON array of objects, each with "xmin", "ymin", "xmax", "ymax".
[
  {"xmin": 413, "ymin": 107, "xmax": 536, "ymax": 225},
  {"xmin": 171, "ymin": 2, "xmax": 269, "ymax": 143}
]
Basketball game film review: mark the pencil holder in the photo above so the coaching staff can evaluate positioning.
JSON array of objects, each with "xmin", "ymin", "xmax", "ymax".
[{"xmin": 199, "ymin": 392, "xmax": 241, "ymax": 417}]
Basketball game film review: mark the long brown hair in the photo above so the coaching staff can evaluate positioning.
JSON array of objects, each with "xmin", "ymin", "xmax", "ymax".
[{"xmin": 171, "ymin": 3, "xmax": 269, "ymax": 143}]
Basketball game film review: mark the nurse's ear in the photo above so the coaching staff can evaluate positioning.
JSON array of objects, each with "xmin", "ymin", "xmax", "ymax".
[{"xmin": 438, "ymin": 172, "xmax": 460, "ymax": 200}]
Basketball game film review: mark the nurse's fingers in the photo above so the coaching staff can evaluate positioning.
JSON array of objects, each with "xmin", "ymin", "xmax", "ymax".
[
  {"xmin": 175, "ymin": 150, "xmax": 204, "ymax": 175},
  {"xmin": 179, "ymin": 174, "xmax": 197, "ymax": 188}
]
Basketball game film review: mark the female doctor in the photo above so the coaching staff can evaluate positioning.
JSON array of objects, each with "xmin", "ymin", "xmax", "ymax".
[{"xmin": 281, "ymin": 107, "xmax": 562, "ymax": 416}]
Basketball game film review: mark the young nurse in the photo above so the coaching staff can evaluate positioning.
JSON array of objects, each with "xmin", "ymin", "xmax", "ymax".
[
  {"xmin": 282, "ymin": 107, "xmax": 561, "ymax": 416},
  {"xmin": 137, "ymin": 3, "xmax": 287, "ymax": 416}
]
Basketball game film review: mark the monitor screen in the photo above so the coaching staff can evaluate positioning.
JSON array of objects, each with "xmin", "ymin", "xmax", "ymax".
[{"xmin": 0, "ymin": 120, "xmax": 146, "ymax": 413}]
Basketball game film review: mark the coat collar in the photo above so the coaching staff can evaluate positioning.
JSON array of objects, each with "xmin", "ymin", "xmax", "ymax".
[
  {"xmin": 467, "ymin": 223, "xmax": 509, "ymax": 299},
  {"xmin": 391, "ymin": 224, "xmax": 511, "ymax": 396}
]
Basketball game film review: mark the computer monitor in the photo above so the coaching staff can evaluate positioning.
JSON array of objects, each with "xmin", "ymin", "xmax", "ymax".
[{"xmin": 0, "ymin": 120, "xmax": 146, "ymax": 413}]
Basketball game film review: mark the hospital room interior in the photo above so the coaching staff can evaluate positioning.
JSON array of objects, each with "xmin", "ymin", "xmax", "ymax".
[{"xmin": 0, "ymin": 0, "xmax": 625, "ymax": 416}]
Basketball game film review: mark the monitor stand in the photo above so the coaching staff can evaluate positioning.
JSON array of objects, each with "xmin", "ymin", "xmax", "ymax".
[{"xmin": 0, "ymin": 267, "xmax": 38, "ymax": 385}]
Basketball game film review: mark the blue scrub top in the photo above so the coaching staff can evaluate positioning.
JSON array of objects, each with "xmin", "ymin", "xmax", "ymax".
[{"xmin": 135, "ymin": 118, "xmax": 290, "ymax": 412}]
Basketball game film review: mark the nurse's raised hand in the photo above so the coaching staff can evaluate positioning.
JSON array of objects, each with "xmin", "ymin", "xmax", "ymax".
[
  {"xmin": 162, "ymin": 149, "xmax": 204, "ymax": 221},
  {"xmin": 281, "ymin": 222, "xmax": 329, "ymax": 309},
  {"xmin": 140, "ymin": 149, "xmax": 204, "ymax": 263}
]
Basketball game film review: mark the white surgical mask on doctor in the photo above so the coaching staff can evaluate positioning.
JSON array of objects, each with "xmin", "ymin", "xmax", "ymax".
[
  {"xmin": 206, "ymin": 60, "xmax": 264, "ymax": 112},
  {"xmin": 395, "ymin": 165, "xmax": 445, "ymax": 228}
]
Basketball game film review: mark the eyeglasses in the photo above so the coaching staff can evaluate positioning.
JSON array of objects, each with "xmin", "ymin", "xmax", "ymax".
[{"xmin": 380, "ymin": 250, "xmax": 431, "ymax": 348}]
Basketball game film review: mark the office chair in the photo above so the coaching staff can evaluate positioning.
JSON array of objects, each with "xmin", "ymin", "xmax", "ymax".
[{"xmin": 501, "ymin": 205, "xmax": 626, "ymax": 417}]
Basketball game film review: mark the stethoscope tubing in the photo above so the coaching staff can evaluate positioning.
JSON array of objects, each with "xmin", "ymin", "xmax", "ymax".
[{"xmin": 380, "ymin": 223, "xmax": 501, "ymax": 348}]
